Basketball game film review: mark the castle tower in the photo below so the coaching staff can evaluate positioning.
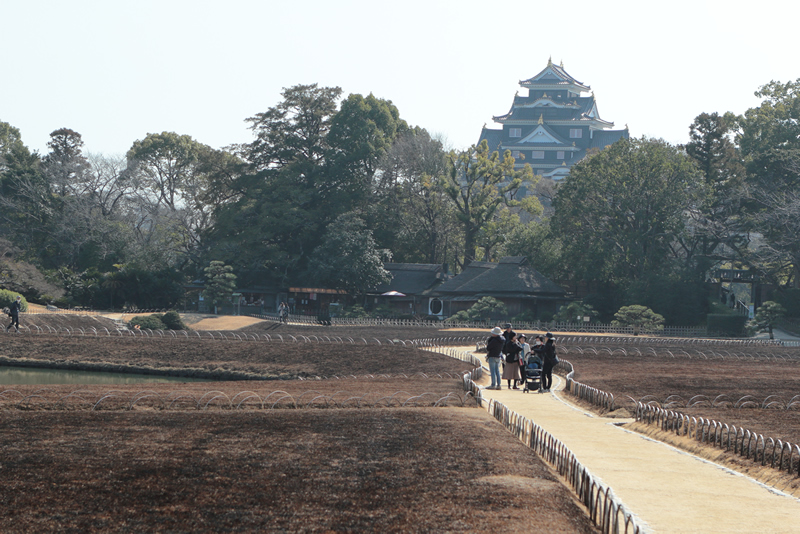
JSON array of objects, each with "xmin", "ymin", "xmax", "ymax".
[{"xmin": 478, "ymin": 59, "xmax": 628, "ymax": 179}]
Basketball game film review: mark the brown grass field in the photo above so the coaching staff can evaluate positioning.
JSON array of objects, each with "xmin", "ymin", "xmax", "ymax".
[
  {"xmin": 4, "ymin": 314, "xmax": 800, "ymax": 531},
  {"xmin": 564, "ymin": 349, "xmax": 800, "ymax": 445},
  {"xmin": 0, "ymin": 316, "xmax": 600, "ymax": 533}
]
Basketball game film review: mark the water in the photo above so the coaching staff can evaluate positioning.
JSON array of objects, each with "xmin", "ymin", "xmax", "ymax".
[{"xmin": 0, "ymin": 365, "xmax": 210, "ymax": 385}]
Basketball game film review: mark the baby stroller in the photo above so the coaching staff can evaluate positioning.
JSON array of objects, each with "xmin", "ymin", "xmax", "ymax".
[{"xmin": 522, "ymin": 360, "xmax": 542, "ymax": 393}]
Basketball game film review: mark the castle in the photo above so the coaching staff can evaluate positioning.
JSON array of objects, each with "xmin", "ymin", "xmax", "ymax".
[{"xmin": 479, "ymin": 59, "xmax": 628, "ymax": 179}]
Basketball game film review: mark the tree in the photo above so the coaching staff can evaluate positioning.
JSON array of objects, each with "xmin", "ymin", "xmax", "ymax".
[
  {"xmin": 327, "ymin": 92, "xmax": 407, "ymax": 194},
  {"xmin": 127, "ymin": 132, "xmax": 237, "ymax": 270},
  {"xmin": 446, "ymin": 296, "xmax": 508, "ymax": 323},
  {"xmin": 207, "ymin": 85, "xmax": 407, "ymax": 287},
  {"xmin": 204, "ymin": 261, "xmax": 236, "ymax": 313},
  {"xmin": 499, "ymin": 219, "xmax": 562, "ymax": 282},
  {"xmin": 42, "ymin": 128, "xmax": 90, "ymax": 197},
  {"xmin": 611, "ymin": 305, "xmax": 665, "ymax": 334},
  {"xmin": 127, "ymin": 131, "xmax": 204, "ymax": 210},
  {"xmin": 553, "ymin": 301, "xmax": 598, "ymax": 323},
  {"xmin": 552, "ymin": 137, "xmax": 701, "ymax": 287},
  {"xmin": 738, "ymin": 79, "xmax": 800, "ymax": 191},
  {"xmin": 442, "ymin": 140, "xmax": 536, "ymax": 267},
  {"xmin": 744, "ymin": 185, "xmax": 800, "ymax": 289},
  {"xmin": 371, "ymin": 127, "xmax": 456, "ymax": 264},
  {"xmin": 681, "ymin": 112, "xmax": 747, "ymax": 279},
  {"xmin": 747, "ymin": 301, "xmax": 786, "ymax": 339},
  {"xmin": 305, "ymin": 212, "xmax": 391, "ymax": 293}
]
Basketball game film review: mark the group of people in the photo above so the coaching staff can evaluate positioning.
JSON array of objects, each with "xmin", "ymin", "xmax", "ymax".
[{"xmin": 485, "ymin": 323, "xmax": 557, "ymax": 392}]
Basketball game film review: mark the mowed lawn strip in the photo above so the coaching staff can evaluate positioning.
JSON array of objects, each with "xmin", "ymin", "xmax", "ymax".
[{"xmin": 0, "ymin": 409, "xmax": 600, "ymax": 533}]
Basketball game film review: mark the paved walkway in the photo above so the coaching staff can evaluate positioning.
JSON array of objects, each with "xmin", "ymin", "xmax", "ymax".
[{"xmin": 478, "ymin": 372, "xmax": 800, "ymax": 533}]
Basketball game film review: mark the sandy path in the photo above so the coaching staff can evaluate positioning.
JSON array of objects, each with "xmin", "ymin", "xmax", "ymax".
[{"xmin": 472, "ymin": 356, "xmax": 800, "ymax": 533}]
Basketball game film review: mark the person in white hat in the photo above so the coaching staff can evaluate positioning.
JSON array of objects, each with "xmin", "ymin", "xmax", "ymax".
[{"xmin": 485, "ymin": 327, "xmax": 504, "ymax": 390}]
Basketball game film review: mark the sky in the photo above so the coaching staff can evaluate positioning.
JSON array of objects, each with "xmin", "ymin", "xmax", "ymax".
[{"xmin": 2, "ymin": 0, "xmax": 799, "ymax": 157}]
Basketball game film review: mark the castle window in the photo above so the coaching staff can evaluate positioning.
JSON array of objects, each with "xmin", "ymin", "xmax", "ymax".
[
  {"xmin": 532, "ymin": 151, "xmax": 545, "ymax": 159},
  {"xmin": 509, "ymin": 128, "xmax": 522, "ymax": 138},
  {"xmin": 557, "ymin": 151, "xmax": 565, "ymax": 159},
  {"xmin": 512, "ymin": 150, "xmax": 521, "ymax": 158},
  {"xmin": 570, "ymin": 129, "xmax": 583, "ymax": 139}
]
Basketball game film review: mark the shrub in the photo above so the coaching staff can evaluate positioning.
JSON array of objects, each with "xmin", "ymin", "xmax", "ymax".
[
  {"xmin": 611, "ymin": 305, "xmax": 665, "ymax": 333},
  {"xmin": 341, "ymin": 305, "xmax": 369, "ymax": 318},
  {"xmin": 746, "ymin": 301, "xmax": 786, "ymax": 339},
  {"xmin": 129, "ymin": 314, "xmax": 167, "ymax": 331},
  {"xmin": 707, "ymin": 314, "xmax": 747, "ymax": 337},
  {"xmin": 160, "ymin": 311, "xmax": 186, "ymax": 330},
  {"xmin": 445, "ymin": 297, "xmax": 507, "ymax": 323},
  {"xmin": 553, "ymin": 301, "xmax": 598, "ymax": 323},
  {"xmin": 0, "ymin": 290, "xmax": 27, "ymax": 312}
]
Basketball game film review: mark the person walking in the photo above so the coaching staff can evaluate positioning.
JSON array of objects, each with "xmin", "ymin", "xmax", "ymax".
[
  {"xmin": 541, "ymin": 332, "xmax": 557, "ymax": 392},
  {"xmin": 518, "ymin": 334, "xmax": 531, "ymax": 388},
  {"xmin": 6, "ymin": 295, "xmax": 22, "ymax": 333},
  {"xmin": 503, "ymin": 333, "xmax": 523, "ymax": 389},
  {"xmin": 485, "ymin": 327, "xmax": 505, "ymax": 390}
]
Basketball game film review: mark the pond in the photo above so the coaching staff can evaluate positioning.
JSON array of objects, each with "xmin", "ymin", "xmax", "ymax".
[{"xmin": 0, "ymin": 366, "xmax": 210, "ymax": 385}]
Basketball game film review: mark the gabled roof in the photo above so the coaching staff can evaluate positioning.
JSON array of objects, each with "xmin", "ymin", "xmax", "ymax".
[
  {"xmin": 372, "ymin": 263, "xmax": 445, "ymax": 295},
  {"xmin": 590, "ymin": 129, "xmax": 629, "ymax": 148},
  {"xmin": 478, "ymin": 127, "xmax": 504, "ymax": 151},
  {"xmin": 435, "ymin": 257, "xmax": 565, "ymax": 297},
  {"xmin": 512, "ymin": 123, "xmax": 571, "ymax": 147},
  {"xmin": 434, "ymin": 261, "xmax": 495, "ymax": 293},
  {"xmin": 519, "ymin": 60, "xmax": 590, "ymax": 92}
]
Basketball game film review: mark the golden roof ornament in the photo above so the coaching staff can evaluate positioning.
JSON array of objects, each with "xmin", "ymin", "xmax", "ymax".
[
  {"xmin": 548, "ymin": 56, "xmax": 552, "ymax": 66},
  {"xmin": 538, "ymin": 114, "xmax": 544, "ymax": 124}
]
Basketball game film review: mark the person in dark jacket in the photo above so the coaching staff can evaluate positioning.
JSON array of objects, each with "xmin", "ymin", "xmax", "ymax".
[
  {"xmin": 541, "ymin": 332, "xmax": 557, "ymax": 392},
  {"xmin": 485, "ymin": 327, "xmax": 505, "ymax": 390},
  {"xmin": 502, "ymin": 333, "xmax": 523, "ymax": 389},
  {"xmin": 7, "ymin": 295, "xmax": 22, "ymax": 333}
]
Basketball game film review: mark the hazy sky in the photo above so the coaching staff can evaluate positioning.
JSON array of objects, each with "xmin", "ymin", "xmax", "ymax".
[{"xmin": 3, "ymin": 0, "xmax": 798, "ymax": 157}]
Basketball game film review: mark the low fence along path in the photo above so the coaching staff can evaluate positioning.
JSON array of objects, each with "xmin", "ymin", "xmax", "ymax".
[{"xmin": 477, "ymin": 371, "xmax": 800, "ymax": 533}]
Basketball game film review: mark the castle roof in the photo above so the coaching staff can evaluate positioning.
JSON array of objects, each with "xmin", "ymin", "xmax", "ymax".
[{"xmin": 519, "ymin": 59, "xmax": 590, "ymax": 93}]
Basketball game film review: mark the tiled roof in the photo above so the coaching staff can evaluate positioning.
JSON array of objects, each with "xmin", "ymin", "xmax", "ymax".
[
  {"xmin": 373, "ymin": 263, "xmax": 445, "ymax": 295},
  {"xmin": 495, "ymin": 107, "xmax": 582, "ymax": 123},
  {"xmin": 590, "ymin": 129, "xmax": 629, "ymax": 148},
  {"xmin": 435, "ymin": 257, "xmax": 565, "ymax": 297},
  {"xmin": 478, "ymin": 128, "xmax": 504, "ymax": 152},
  {"xmin": 434, "ymin": 261, "xmax": 494, "ymax": 293}
]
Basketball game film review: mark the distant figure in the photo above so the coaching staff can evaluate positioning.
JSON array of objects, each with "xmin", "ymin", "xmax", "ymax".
[
  {"xmin": 278, "ymin": 302, "xmax": 289, "ymax": 323},
  {"xmin": 485, "ymin": 327, "xmax": 505, "ymax": 390},
  {"xmin": 541, "ymin": 332, "xmax": 557, "ymax": 392},
  {"xmin": 6, "ymin": 295, "xmax": 22, "ymax": 332}
]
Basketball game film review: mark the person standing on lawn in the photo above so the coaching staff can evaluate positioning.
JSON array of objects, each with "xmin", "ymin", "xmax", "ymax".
[
  {"xmin": 541, "ymin": 332, "xmax": 557, "ymax": 392},
  {"xmin": 6, "ymin": 295, "xmax": 22, "ymax": 333},
  {"xmin": 485, "ymin": 327, "xmax": 505, "ymax": 390}
]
